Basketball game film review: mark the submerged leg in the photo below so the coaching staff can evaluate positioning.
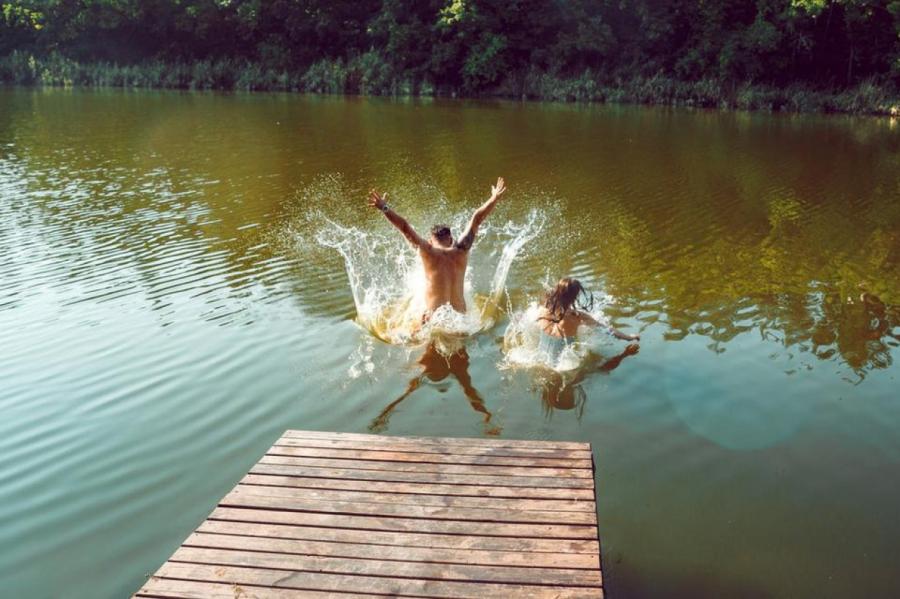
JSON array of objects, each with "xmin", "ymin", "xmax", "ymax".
[
  {"xmin": 458, "ymin": 374, "xmax": 492, "ymax": 422},
  {"xmin": 450, "ymin": 352, "xmax": 501, "ymax": 435},
  {"xmin": 369, "ymin": 375, "xmax": 422, "ymax": 433}
]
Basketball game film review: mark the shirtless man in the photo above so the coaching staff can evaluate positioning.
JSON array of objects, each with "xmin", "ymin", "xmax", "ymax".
[{"xmin": 367, "ymin": 177, "xmax": 507, "ymax": 320}]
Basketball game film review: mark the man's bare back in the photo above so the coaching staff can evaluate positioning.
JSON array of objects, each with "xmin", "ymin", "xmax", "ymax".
[
  {"xmin": 419, "ymin": 245, "xmax": 468, "ymax": 313},
  {"xmin": 368, "ymin": 177, "xmax": 507, "ymax": 319}
]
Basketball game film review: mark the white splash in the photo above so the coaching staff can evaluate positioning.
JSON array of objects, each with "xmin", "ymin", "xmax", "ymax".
[
  {"xmin": 501, "ymin": 291, "xmax": 616, "ymax": 373},
  {"xmin": 316, "ymin": 209, "xmax": 545, "ymax": 345}
]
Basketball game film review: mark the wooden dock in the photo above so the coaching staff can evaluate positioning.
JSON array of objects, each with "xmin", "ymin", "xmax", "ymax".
[{"xmin": 135, "ymin": 430, "xmax": 603, "ymax": 598}]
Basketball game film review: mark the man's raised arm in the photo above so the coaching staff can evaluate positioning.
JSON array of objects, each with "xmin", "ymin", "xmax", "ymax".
[
  {"xmin": 455, "ymin": 177, "xmax": 506, "ymax": 251},
  {"xmin": 368, "ymin": 189, "xmax": 426, "ymax": 248}
]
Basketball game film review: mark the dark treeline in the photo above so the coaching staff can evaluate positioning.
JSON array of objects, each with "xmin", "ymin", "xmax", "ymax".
[{"xmin": 1, "ymin": 1, "xmax": 898, "ymax": 113}]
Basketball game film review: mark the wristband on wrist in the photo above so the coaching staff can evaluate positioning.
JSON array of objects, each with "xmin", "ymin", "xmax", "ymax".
[{"xmin": 380, "ymin": 203, "xmax": 390, "ymax": 213}]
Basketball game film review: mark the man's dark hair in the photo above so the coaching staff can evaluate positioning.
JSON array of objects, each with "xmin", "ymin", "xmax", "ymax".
[{"xmin": 431, "ymin": 224, "xmax": 452, "ymax": 239}]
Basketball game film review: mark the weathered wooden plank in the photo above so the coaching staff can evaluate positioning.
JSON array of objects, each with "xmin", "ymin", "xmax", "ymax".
[
  {"xmin": 153, "ymin": 563, "xmax": 603, "ymax": 599},
  {"xmin": 220, "ymin": 489, "xmax": 597, "ymax": 528},
  {"xmin": 222, "ymin": 487, "xmax": 598, "ymax": 525},
  {"xmin": 185, "ymin": 532, "xmax": 601, "ymax": 569},
  {"xmin": 209, "ymin": 506, "xmax": 597, "ymax": 539},
  {"xmin": 267, "ymin": 445, "xmax": 594, "ymax": 469},
  {"xmin": 282, "ymin": 430, "xmax": 590, "ymax": 451},
  {"xmin": 251, "ymin": 462, "xmax": 594, "ymax": 489},
  {"xmin": 198, "ymin": 518, "xmax": 601, "ymax": 555},
  {"xmin": 240, "ymin": 476, "xmax": 595, "ymax": 511},
  {"xmin": 169, "ymin": 547, "xmax": 603, "ymax": 587},
  {"xmin": 139, "ymin": 431, "xmax": 603, "ymax": 599},
  {"xmin": 242, "ymin": 473, "xmax": 596, "ymax": 501},
  {"xmin": 274, "ymin": 437, "xmax": 593, "ymax": 460},
  {"xmin": 135, "ymin": 577, "xmax": 378, "ymax": 598},
  {"xmin": 260, "ymin": 455, "xmax": 593, "ymax": 479}
]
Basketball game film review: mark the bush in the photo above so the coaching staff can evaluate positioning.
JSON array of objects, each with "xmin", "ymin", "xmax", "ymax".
[
  {"xmin": 831, "ymin": 79, "xmax": 892, "ymax": 114},
  {"xmin": 301, "ymin": 59, "xmax": 348, "ymax": 94},
  {"xmin": 235, "ymin": 62, "xmax": 265, "ymax": 91},
  {"xmin": 348, "ymin": 51, "xmax": 395, "ymax": 95},
  {"xmin": 1, "ymin": 51, "xmax": 897, "ymax": 115},
  {"xmin": 160, "ymin": 63, "xmax": 193, "ymax": 89}
]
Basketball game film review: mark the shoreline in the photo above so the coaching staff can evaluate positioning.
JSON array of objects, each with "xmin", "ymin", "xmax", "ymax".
[{"xmin": 2, "ymin": 53, "xmax": 897, "ymax": 117}]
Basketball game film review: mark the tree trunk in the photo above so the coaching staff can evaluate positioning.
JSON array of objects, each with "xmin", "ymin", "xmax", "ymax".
[{"xmin": 847, "ymin": 44, "xmax": 854, "ymax": 85}]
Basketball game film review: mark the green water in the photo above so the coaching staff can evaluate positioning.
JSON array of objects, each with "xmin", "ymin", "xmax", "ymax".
[{"xmin": 1, "ymin": 88, "xmax": 898, "ymax": 599}]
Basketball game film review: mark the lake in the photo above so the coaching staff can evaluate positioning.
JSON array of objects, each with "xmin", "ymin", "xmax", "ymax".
[{"xmin": 1, "ymin": 88, "xmax": 898, "ymax": 598}]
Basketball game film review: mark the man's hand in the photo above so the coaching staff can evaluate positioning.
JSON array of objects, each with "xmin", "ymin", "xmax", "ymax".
[
  {"xmin": 369, "ymin": 190, "xmax": 426, "ymax": 247},
  {"xmin": 368, "ymin": 189, "xmax": 387, "ymax": 211},
  {"xmin": 490, "ymin": 177, "xmax": 506, "ymax": 201},
  {"xmin": 456, "ymin": 177, "xmax": 507, "ymax": 251}
]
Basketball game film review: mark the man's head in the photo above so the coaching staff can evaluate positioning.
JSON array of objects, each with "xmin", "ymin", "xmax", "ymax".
[{"xmin": 430, "ymin": 224, "xmax": 453, "ymax": 248}]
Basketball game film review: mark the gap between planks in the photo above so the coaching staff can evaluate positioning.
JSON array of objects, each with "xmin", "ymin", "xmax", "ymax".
[
  {"xmin": 239, "ymin": 475, "xmax": 596, "ymax": 511},
  {"xmin": 273, "ymin": 437, "xmax": 593, "ymax": 459},
  {"xmin": 251, "ymin": 463, "xmax": 594, "ymax": 489},
  {"xmin": 200, "ymin": 516, "xmax": 601, "ymax": 555},
  {"xmin": 209, "ymin": 506, "xmax": 597, "ymax": 540},
  {"xmin": 176, "ymin": 536, "xmax": 602, "ymax": 576},
  {"xmin": 281, "ymin": 430, "xmax": 591, "ymax": 451},
  {"xmin": 142, "ymin": 562, "xmax": 602, "ymax": 598},
  {"xmin": 166, "ymin": 547, "xmax": 603, "ymax": 587},
  {"xmin": 258, "ymin": 455, "xmax": 593, "ymax": 479},
  {"xmin": 184, "ymin": 530, "xmax": 600, "ymax": 569},
  {"xmin": 241, "ymin": 472, "xmax": 596, "ymax": 500},
  {"xmin": 267, "ymin": 444, "xmax": 594, "ymax": 469},
  {"xmin": 222, "ymin": 487, "xmax": 598, "ymax": 525},
  {"xmin": 231, "ymin": 483, "xmax": 597, "ymax": 518}
]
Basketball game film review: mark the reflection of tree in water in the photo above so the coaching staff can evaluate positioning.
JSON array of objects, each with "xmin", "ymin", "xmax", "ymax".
[
  {"xmin": 274, "ymin": 104, "xmax": 900, "ymax": 379},
  {"xmin": 369, "ymin": 338, "xmax": 501, "ymax": 435},
  {"xmin": 781, "ymin": 289, "xmax": 898, "ymax": 378},
  {"xmin": 589, "ymin": 120, "xmax": 900, "ymax": 378},
  {"xmin": 0, "ymin": 92, "xmax": 330, "ymax": 327},
  {"xmin": 536, "ymin": 345, "xmax": 640, "ymax": 418},
  {"xmin": 634, "ymin": 289, "xmax": 898, "ymax": 380},
  {"xmin": 11, "ymin": 90, "xmax": 895, "ymax": 373}
]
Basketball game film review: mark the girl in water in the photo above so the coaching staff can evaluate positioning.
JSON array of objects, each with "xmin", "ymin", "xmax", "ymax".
[
  {"xmin": 537, "ymin": 277, "xmax": 639, "ymax": 360},
  {"xmin": 531, "ymin": 277, "xmax": 640, "ymax": 415}
]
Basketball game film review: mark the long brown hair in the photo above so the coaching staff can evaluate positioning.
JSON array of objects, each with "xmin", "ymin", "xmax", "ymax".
[{"xmin": 540, "ymin": 277, "xmax": 593, "ymax": 323}]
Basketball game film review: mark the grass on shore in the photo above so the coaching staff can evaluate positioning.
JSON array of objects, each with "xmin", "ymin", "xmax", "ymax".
[{"xmin": 2, "ymin": 51, "xmax": 897, "ymax": 116}]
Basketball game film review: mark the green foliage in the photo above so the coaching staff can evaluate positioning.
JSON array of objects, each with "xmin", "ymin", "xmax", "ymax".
[
  {"xmin": 2, "ymin": 3, "xmax": 43, "ymax": 29},
  {"xmin": 0, "ymin": 50, "xmax": 37, "ymax": 84},
  {"xmin": 301, "ymin": 59, "xmax": 348, "ymax": 94},
  {"xmin": 462, "ymin": 35, "xmax": 506, "ymax": 91},
  {"xmin": 349, "ymin": 51, "xmax": 395, "ymax": 95},
  {"xmin": 0, "ymin": 0, "xmax": 897, "ymax": 113},
  {"xmin": 1, "ymin": 50, "xmax": 896, "ymax": 114},
  {"xmin": 438, "ymin": 0, "xmax": 466, "ymax": 26},
  {"xmin": 791, "ymin": 0, "xmax": 829, "ymax": 16}
]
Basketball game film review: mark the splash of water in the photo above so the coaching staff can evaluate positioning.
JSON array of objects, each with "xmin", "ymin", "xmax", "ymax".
[
  {"xmin": 315, "ymin": 209, "xmax": 545, "ymax": 345},
  {"xmin": 501, "ymin": 291, "xmax": 616, "ymax": 373}
]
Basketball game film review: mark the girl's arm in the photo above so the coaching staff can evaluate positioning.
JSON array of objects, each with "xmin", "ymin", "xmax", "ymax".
[{"xmin": 579, "ymin": 312, "xmax": 640, "ymax": 341}]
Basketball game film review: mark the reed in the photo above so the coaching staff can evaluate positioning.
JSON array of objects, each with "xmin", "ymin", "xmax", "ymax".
[{"xmin": 2, "ymin": 52, "xmax": 896, "ymax": 116}]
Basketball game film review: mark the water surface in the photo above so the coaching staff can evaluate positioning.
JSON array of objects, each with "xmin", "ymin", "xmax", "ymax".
[{"xmin": 1, "ymin": 88, "xmax": 898, "ymax": 598}]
